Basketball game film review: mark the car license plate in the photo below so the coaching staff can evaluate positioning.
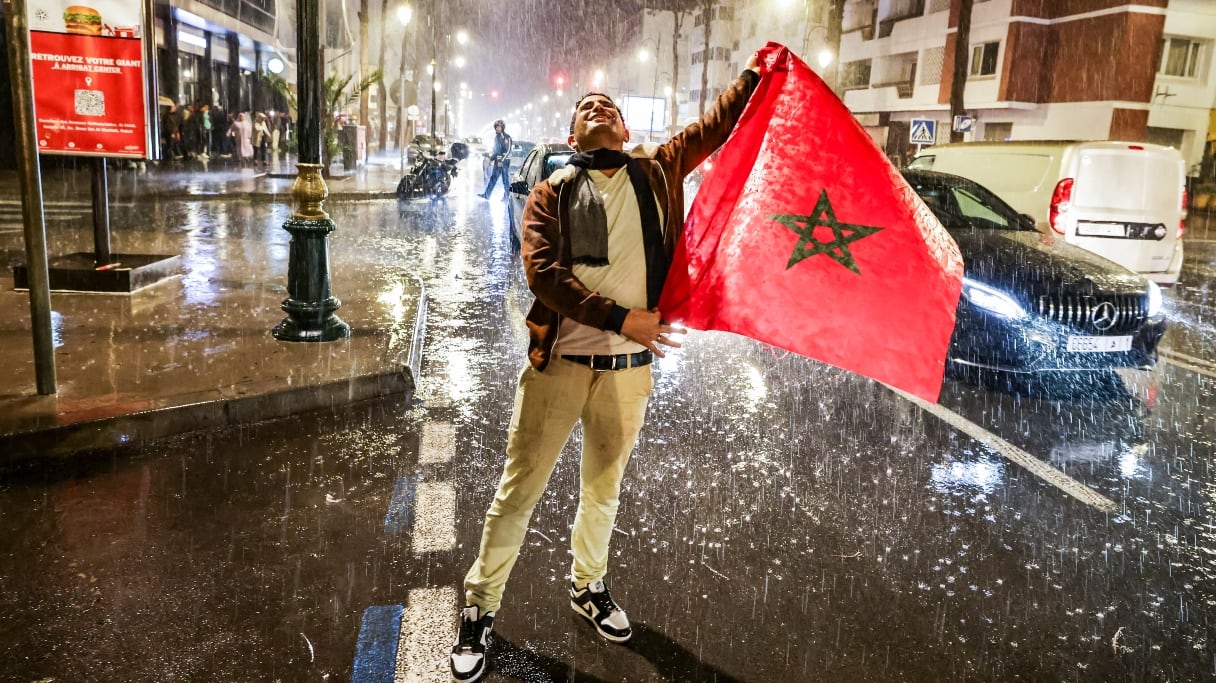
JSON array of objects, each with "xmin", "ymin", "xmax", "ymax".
[
  {"xmin": 1066, "ymin": 335, "xmax": 1133, "ymax": 352},
  {"xmin": 1076, "ymin": 222, "xmax": 1126, "ymax": 238}
]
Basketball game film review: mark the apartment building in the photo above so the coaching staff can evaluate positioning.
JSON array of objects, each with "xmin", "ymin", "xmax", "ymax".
[
  {"xmin": 634, "ymin": 0, "xmax": 1214, "ymax": 171},
  {"xmin": 836, "ymin": 0, "xmax": 1216, "ymax": 168}
]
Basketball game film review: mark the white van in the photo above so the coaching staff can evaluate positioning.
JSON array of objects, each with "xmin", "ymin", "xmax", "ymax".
[{"xmin": 908, "ymin": 141, "xmax": 1186, "ymax": 286}]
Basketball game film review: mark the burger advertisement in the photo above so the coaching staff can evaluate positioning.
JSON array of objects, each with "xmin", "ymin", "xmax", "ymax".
[{"xmin": 25, "ymin": 0, "xmax": 150, "ymax": 158}]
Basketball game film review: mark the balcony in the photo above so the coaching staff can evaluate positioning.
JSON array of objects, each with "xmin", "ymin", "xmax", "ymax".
[
  {"xmin": 871, "ymin": 78, "xmax": 915, "ymax": 98},
  {"xmin": 877, "ymin": 0, "xmax": 926, "ymax": 38}
]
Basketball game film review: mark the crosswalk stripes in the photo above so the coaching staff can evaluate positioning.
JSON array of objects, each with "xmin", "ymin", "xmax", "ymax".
[
  {"xmin": 396, "ymin": 587, "xmax": 459, "ymax": 682},
  {"xmin": 1160, "ymin": 348, "xmax": 1216, "ymax": 378},
  {"xmin": 354, "ymin": 419, "xmax": 461, "ymax": 682}
]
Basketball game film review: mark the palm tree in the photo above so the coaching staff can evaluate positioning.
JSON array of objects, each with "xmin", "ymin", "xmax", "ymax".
[
  {"xmin": 322, "ymin": 70, "xmax": 384, "ymax": 165},
  {"xmin": 264, "ymin": 69, "xmax": 384, "ymax": 167}
]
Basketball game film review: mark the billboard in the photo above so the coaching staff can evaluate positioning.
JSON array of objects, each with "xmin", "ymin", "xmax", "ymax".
[
  {"xmin": 25, "ymin": 1, "xmax": 151, "ymax": 158},
  {"xmin": 619, "ymin": 95, "xmax": 667, "ymax": 135}
]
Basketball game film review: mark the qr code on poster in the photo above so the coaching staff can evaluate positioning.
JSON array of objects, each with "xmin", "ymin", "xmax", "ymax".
[{"xmin": 74, "ymin": 90, "xmax": 105, "ymax": 117}]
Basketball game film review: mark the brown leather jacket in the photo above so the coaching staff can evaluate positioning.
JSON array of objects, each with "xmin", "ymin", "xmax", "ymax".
[{"xmin": 520, "ymin": 71, "xmax": 760, "ymax": 370}]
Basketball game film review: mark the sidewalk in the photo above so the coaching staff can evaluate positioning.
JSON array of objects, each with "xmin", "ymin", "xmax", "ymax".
[{"xmin": 0, "ymin": 151, "xmax": 425, "ymax": 465}]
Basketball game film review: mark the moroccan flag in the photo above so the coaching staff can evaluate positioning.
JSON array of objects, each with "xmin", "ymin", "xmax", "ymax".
[{"xmin": 658, "ymin": 42, "xmax": 964, "ymax": 402}]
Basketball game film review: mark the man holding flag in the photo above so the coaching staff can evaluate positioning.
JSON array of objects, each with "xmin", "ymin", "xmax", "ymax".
[
  {"xmin": 450, "ymin": 52, "xmax": 763, "ymax": 683},
  {"xmin": 450, "ymin": 41, "xmax": 962, "ymax": 681}
]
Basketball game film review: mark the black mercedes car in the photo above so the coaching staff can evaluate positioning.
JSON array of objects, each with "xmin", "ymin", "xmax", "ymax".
[{"xmin": 902, "ymin": 169, "xmax": 1166, "ymax": 374}]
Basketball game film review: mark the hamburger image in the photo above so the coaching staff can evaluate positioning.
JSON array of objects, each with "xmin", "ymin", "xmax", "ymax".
[{"xmin": 63, "ymin": 5, "xmax": 102, "ymax": 36}]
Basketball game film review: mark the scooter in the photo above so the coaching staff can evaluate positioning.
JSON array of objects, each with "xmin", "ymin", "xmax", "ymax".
[{"xmin": 396, "ymin": 141, "xmax": 469, "ymax": 200}]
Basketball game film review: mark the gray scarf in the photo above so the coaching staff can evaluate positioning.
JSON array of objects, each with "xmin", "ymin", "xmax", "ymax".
[{"xmin": 569, "ymin": 171, "xmax": 611, "ymax": 267}]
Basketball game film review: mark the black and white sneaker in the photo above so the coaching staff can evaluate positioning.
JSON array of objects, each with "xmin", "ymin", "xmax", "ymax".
[
  {"xmin": 450, "ymin": 605, "xmax": 494, "ymax": 682},
  {"xmin": 569, "ymin": 580, "xmax": 632, "ymax": 643}
]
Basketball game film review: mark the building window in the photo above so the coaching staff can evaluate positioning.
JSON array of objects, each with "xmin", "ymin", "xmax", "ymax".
[
  {"xmin": 840, "ymin": 59, "xmax": 872, "ymax": 90},
  {"xmin": 983, "ymin": 122, "xmax": 1012, "ymax": 142},
  {"xmin": 969, "ymin": 41, "xmax": 999, "ymax": 77},
  {"xmin": 1159, "ymin": 37, "xmax": 1204, "ymax": 78},
  {"xmin": 694, "ymin": 5, "xmax": 734, "ymax": 27}
]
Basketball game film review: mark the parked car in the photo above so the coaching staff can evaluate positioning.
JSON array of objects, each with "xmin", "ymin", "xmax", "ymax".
[
  {"xmin": 908, "ymin": 140, "xmax": 1186, "ymax": 286},
  {"xmin": 506, "ymin": 140, "xmax": 536, "ymax": 169},
  {"xmin": 902, "ymin": 169, "xmax": 1166, "ymax": 374},
  {"xmin": 506, "ymin": 142, "xmax": 574, "ymax": 250}
]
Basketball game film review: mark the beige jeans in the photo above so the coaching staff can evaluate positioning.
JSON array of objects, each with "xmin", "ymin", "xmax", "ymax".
[{"xmin": 463, "ymin": 357, "xmax": 654, "ymax": 613}]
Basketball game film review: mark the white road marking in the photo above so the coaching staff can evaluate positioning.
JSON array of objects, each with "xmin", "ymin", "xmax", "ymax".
[
  {"xmin": 395, "ymin": 586, "xmax": 457, "ymax": 683},
  {"xmin": 892, "ymin": 388, "xmax": 1119, "ymax": 513},
  {"xmin": 1160, "ymin": 349, "xmax": 1216, "ymax": 378},
  {"xmin": 1170, "ymin": 298, "xmax": 1216, "ymax": 314},
  {"xmin": 419, "ymin": 422, "xmax": 455, "ymax": 464},
  {"xmin": 411, "ymin": 481, "xmax": 456, "ymax": 554}
]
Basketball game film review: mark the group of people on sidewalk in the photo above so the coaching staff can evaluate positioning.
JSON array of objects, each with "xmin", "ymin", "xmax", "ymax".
[{"xmin": 160, "ymin": 102, "xmax": 292, "ymax": 167}]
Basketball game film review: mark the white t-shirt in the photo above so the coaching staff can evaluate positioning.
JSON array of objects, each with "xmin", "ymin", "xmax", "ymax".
[{"xmin": 554, "ymin": 168, "xmax": 662, "ymax": 355}]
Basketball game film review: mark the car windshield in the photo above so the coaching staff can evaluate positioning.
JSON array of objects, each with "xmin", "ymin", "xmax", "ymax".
[{"xmin": 904, "ymin": 173, "xmax": 1028, "ymax": 232}]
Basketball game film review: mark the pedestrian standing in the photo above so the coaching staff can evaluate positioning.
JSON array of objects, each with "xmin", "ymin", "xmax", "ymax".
[
  {"xmin": 253, "ymin": 113, "xmax": 271, "ymax": 166},
  {"xmin": 270, "ymin": 112, "xmax": 282, "ymax": 155},
  {"xmin": 448, "ymin": 52, "xmax": 763, "ymax": 683},
  {"xmin": 229, "ymin": 112, "xmax": 254, "ymax": 166},
  {"xmin": 199, "ymin": 104, "xmax": 213, "ymax": 159},
  {"xmin": 477, "ymin": 120, "xmax": 513, "ymax": 200},
  {"xmin": 161, "ymin": 103, "xmax": 182, "ymax": 161}
]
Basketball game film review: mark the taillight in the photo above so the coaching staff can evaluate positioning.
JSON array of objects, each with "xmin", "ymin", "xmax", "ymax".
[
  {"xmin": 1049, "ymin": 178, "xmax": 1074, "ymax": 234},
  {"xmin": 1179, "ymin": 187, "xmax": 1188, "ymax": 238}
]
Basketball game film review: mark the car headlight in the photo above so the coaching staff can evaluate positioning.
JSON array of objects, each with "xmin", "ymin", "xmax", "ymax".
[
  {"xmin": 961, "ymin": 277, "xmax": 1028, "ymax": 319},
  {"xmin": 1146, "ymin": 281, "xmax": 1162, "ymax": 318}
]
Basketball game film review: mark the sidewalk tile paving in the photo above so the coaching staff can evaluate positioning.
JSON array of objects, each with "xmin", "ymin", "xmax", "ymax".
[{"xmin": 0, "ymin": 152, "xmax": 422, "ymax": 464}]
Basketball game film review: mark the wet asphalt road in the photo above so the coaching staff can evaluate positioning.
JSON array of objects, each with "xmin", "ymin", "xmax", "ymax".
[{"xmin": 1, "ymin": 172, "xmax": 1215, "ymax": 682}]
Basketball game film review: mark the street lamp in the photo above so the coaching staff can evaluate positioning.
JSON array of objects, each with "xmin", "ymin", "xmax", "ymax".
[
  {"xmin": 397, "ymin": 4, "xmax": 413, "ymax": 167},
  {"xmin": 273, "ymin": 0, "xmax": 348, "ymax": 342},
  {"xmin": 637, "ymin": 37, "xmax": 664, "ymax": 141},
  {"xmin": 429, "ymin": 59, "xmax": 438, "ymax": 136},
  {"xmin": 804, "ymin": 22, "xmax": 837, "ymax": 89},
  {"xmin": 428, "ymin": 25, "xmax": 471, "ymax": 139}
]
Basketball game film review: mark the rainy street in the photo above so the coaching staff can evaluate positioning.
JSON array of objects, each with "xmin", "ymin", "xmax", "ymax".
[{"xmin": 0, "ymin": 165, "xmax": 1212, "ymax": 682}]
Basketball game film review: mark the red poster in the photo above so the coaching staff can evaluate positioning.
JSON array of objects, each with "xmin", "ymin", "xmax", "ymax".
[{"xmin": 27, "ymin": 2, "xmax": 149, "ymax": 158}]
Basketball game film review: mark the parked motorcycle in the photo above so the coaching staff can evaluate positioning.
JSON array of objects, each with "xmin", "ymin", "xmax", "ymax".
[{"xmin": 396, "ymin": 141, "xmax": 469, "ymax": 200}]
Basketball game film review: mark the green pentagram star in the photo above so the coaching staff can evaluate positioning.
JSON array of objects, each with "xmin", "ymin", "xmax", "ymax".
[{"xmin": 772, "ymin": 189, "xmax": 883, "ymax": 274}]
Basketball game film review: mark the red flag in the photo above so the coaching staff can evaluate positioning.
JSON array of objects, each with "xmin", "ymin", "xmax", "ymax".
[{"xmin": 659, "ymin": 42, "xmax": 964, "ymax": 402}]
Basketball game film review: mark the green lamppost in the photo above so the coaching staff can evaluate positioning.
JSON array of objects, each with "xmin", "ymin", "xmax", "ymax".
[{"xmin": 273, "ymin": 0, "xmax": 350, "ymax": 342}]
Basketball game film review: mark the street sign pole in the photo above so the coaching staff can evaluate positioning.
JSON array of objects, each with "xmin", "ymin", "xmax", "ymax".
[{"xmin": 4, "ymin": 0, "xmax": 57, "ymax": 395}]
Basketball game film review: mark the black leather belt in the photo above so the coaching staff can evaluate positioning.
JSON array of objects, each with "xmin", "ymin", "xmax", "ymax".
[{"xmin": 561, "ymin": 350, "xmax": 653, "ymax": 371}]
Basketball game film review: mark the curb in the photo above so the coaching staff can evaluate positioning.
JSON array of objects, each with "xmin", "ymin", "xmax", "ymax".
[
  {"xmin": 0, "ymin": 284, "xmax": 429, "ymax": 468},
  {"xmin": 138, "ymin": 190, "xmax": 401, "ymax": 201},
  {"xmin": 0, "ymin": 370, "xmax": 411, "ymax": 466}
]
